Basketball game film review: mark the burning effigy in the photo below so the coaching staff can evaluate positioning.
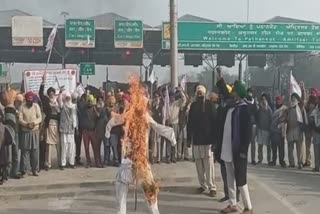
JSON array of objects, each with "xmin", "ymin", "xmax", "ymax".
[{"xmin": 105, "ymin": 77, "xmax": 176, "ymax": 214}]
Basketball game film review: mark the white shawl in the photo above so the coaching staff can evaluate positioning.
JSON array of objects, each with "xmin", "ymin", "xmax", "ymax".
[{"xmin": 291, "ymin": 101, "xmax": 307, "ymax": 124}]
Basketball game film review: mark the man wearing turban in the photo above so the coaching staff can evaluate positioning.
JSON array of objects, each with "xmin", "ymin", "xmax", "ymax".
[
  {"xmin": 19, "ymin": 91, "xmax": 42, "ymax": 177},
  {"xmin": 270, "ymin": 96, "xmax": 287, "ymax": 168},
  {"xmin": 187, "ymin": 85, "xmax": 217, "ymax": 197},
  {"xmin": 58, "ymin": 91, "xmax": 78, "ymax": 169},
  {"xmin": 0, "ymin": 89, "xmax": 18, "ymax": 183},
  {"xmin": 285, "ymin": 82, "xmax": 307, "ymax": 169},
  {"xmin": 215, "ymin": 68, "xmax": 253, "ymax": 214},
  {"xmin": 304, "ymin": 88, "xmax": 318, "ymax": 167},
  {"xmin": 39, "ymin": 75, "xmax": 61, "ymax": 171},
  {"xmin": 82, "ymin": 94, "xmax": 101, "ymax": 168}
]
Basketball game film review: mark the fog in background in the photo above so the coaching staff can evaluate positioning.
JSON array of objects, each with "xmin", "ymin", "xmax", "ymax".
[{"xmin": 2, "ymin": 0, "xmax": 320, "ymax": 86}]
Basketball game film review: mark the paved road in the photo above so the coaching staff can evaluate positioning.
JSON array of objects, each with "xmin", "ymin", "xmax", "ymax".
[
  {"xmin": 248, "ymin": 164, "xmax": 320, "ymax": 214},
  {"xmin": 0, "ymin": 162, "xmax": 319, "ymax": 214}
]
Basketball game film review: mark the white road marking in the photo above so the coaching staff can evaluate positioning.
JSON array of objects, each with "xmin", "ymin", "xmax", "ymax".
[
  {"xmin": 249, "ymin": 173, "xmax": 303, "ymax": 214},
  {"xmin": 48, "ymin": 198, "xmax": 74, "ymax": 210}
]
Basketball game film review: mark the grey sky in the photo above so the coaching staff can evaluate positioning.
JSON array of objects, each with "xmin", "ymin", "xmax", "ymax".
[
  {"xmin": 2, "ymin": 0, "xmax": 320, "ymax": 25},
  {"xmin": 2, "ymin": 0, "xmax": 320, "ymax": 86}
]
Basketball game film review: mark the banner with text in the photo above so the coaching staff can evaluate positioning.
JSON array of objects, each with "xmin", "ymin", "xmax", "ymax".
[
  {"xmin": 12, "ymin": 16, "xmax": 43, "ymax": 47},
  {"xmin": 24, "ymin": 69, "xmax": 77, "ymax": 94}
]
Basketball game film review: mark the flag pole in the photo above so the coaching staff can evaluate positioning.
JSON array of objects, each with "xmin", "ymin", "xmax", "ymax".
[{"xmin": 45, "ymin": 44, "xmax": 54, "ymax": 73}]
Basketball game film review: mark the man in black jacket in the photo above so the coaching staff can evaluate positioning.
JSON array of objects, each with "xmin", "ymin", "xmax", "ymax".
[
  {"xmin": 215, "ymin": 80, "xmax": 240, "ymax": 203},
  {"xmin": 244, "ymin": 88, "xmax": 258, "ymax": 165},
  {"xmin": 217, "ymin": 80, "xmax": 253, "ymax": 214},
  {"xmin": 187, "ymin": 85, "xmax": 217, "ymax": 197}
]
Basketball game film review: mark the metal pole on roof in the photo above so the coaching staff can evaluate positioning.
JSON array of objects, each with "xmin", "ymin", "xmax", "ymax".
[
  {"xmin": 60, "ymin": 12, "xmax": 69, "ymax": 69},
  {"xmin": 170, "ymin": 0, "xmax": 178, "ymax": 88},
  {"xmin": 245, "ymin": 0, "xmax": 250, "ymax": 84}
]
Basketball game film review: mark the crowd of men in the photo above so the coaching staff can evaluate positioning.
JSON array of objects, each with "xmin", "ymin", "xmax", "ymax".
[{"xmin": 1, "ymin": 67, "xmax": 320, "ymax": 214}]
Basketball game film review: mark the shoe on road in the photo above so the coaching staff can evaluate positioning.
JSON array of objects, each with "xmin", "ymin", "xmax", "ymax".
[
  {"xmin": 280, "ymin": 162, "xmax": 287, "ymax": 168},
  {"xmin": 303, "ymin": 161, "xmax": 311, "ymax": 167},
  {"xmin": 242, "ymin": 208, "xmax": 253, "ymax": 214},
  {"xmin": 220, "ymin": 205, "xmax": 239, "ymax": 213},
  {"xmin": 219, "ymin": 197, "xmax": 229, "ymax": 203},
  {"xmin": 208, "ymin": 190, "xmax": 217, "ymax": 197},
  {"xmin": 197, "ymin": 187, "xmax": 206, "ymax": 194}
]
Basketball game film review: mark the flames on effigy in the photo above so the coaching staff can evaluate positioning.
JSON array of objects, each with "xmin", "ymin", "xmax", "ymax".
[{"xmin": 121, "ymin": 76, "xmax": 160, "ymax": 206}]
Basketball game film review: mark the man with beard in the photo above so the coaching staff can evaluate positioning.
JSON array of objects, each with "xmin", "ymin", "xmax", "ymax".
[
  {"xmin": 19, "ymin": 92, "xmax": 42, "ymax": 176},
  {"xmin": 0, "ymin": 90, "xmax": 18, "ymax": 183},
  {"xmin": 270, "ymin": 96, "xmax": 287, "ymax": 167},
  {"xmin": 9, "ymin": 94, "xmax": 24, "ymax": 179},
  {"xmin": 256, "ymin": 94, "xmax": 273, "ymax": 165},
  {"xmin": 215, "ymin": 73, "xmax": 240, "ymax": 203},
  {"xmin": 58, "ymin": 92, "xmax": 77, "ymax": 169},
  {"xmin": 82, "ymin": 94, "xmax": 100, "ymax": 168},
  {"xmin": 285, "ymin": 82, "xmax": 307, "ymax": 169},
  {"xmin": 75, "ymin": 93, "xmax": 87, "ymax": 166},
  {"xmin": 215, "ymin": 71, "xmax": 252, "ymax": 213},
  {"xmin": 104, "ymin": 95, "xmax": 117, "ymax": 165},
  {"xmin": 95, "ymin": 96, "xmax": 108, "ymax": 167},
  {"xmin": 151, "ymin": 92, "xmax": 164, "ymax": 163},
  {"xmin": 39, "ymin": 75, "xmax": 61, "ymax": 171},
  {"xmin": 304, "ymin": 88, "xmax": 318, "ymax": 167},
  {"xmin": 187, "ymin": 85, "xmax": 217, "ymax": 197},
  {"xmin": 244, "ymin": 88, "xmax": 258, "ymax": 165},
  {"xmin": 310, "ymin": 98, "xmax": 320, "ymax": 172}
]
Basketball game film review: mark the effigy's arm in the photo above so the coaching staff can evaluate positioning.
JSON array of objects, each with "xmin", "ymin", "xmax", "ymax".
[
  {"xmin": 105, "ymin": 113, "xmax": 124, "ymax": 138},
  {"xmin": 148, "ymin": 115, "xmax": 177, "ymax": 146}
]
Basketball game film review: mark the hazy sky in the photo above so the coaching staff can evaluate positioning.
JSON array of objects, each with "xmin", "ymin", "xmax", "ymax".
[
  {"xmin": 3, "ymin": 0, "xmax": 320, "ymax": 25},
  {"xmin": 2, "ymin": 0, "xmax": 320, "ymax": 86}
]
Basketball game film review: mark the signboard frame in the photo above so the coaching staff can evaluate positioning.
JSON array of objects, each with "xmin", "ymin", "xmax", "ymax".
[
  {"xmin": 162, "ymin": 21, "xmax": 320, "ymax": 52},
  {"xmin": 12, "ymin": 16, "xmax": 43, "ymax": 47},
  {"xmin": 80, "ymin": 62, "xmax": 96, "ymax": 75},
  {"xmin": 114, "ymin": 20, "xmax": 144, "ymax": 49},
  {"xmin": 65, "ymin": 19, "xmax": 95, "ymax": 48}
]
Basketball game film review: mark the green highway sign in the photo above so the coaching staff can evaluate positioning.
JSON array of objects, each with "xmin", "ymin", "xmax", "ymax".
[
  {"xmin": 65, "ymin": 19, "xmax": 95, "ymax": 48},
  {"xmin": 0, "ymin": 64, "xmax": 2, "ymax": 76},
  {"xmin": 114, "ymin": 20, "xmax": 143, "ymax": 48},
  {"xmin": 80, "ymin": 63, "xmax": 95, "ymax": 75},
  {"xmin": 162, "ymin": 22, "xmax": 320, "ymax": 51}
]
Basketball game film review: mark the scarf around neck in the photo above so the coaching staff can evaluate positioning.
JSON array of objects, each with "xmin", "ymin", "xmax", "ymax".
[{"xmin": 311, "ymin": 106, "xmax": 320, "ymax": 127}]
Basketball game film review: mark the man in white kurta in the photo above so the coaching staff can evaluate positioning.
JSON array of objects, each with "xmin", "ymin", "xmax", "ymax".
[{"xmin": 59, "ymin": 92, "xmax": 77, "ymax": 168}]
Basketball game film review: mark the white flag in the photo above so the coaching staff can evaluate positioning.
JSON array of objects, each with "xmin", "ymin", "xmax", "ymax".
[
  {"xmin": 290, "ymin": 72, "xmax": 302, "ymax": 98},
  {"xmin": 45, "ymin": 24, "xmax": 58, "ymax": 52},
  {"xmin": 73, "ymin": 83, "xmax": 85, "ymax": 99},
  {"xmin": 149, "ymin": 70, "xmax": 156, "ymax": 84},
  {"xmin": 162, "ymin": 86, "xmax": 170, "ymax": 125},
  {"xmin": 180, "ymin": 74, "xmax": 187, "ymax": 92}
]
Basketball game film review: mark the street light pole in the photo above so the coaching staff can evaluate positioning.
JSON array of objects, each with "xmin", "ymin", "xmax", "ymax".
[
  {"xmin": 60, "ymin": 11, "xmax": 69, "ymax": 69},
  {"xmin": 244, "ymin": 0, "xmax": 250, "ymax": 84},
  {"xmin": 170, "ymin": 0, "xmax": 178, "ymax": 88},
  {"xmin": 247, "ymin": 0, "xmax": 250, "ymax": 22}
]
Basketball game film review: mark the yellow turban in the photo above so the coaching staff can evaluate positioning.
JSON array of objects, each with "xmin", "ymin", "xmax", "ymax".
[
  {"xmin": 226, "ymin": 84, "xmax": 232, "ymax": 94},
  {"xmin": 87, "ymin": 94, "xmax": 96, "ymax": 105},
  {"xmin": 196, "ymin": 85, "xmax": 207, "ymax": 95}
]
